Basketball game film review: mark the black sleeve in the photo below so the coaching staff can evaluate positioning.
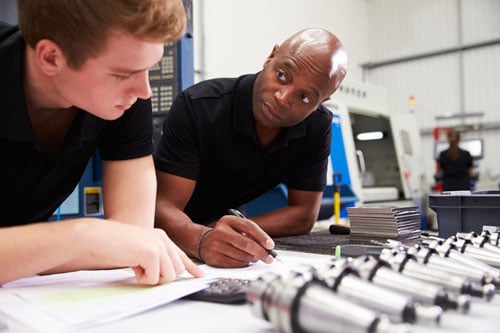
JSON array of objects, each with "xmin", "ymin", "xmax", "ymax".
[
  {"xmin": 287, "ymin": 106, "xmax": 333, "ymax": 191},
  {"xmin": 154, "ymin": 92, "xmax": 200, "ymax": 180},
  {"xmin": 99, "ymin": 98, "xmax": 153, "ymax": 160}
]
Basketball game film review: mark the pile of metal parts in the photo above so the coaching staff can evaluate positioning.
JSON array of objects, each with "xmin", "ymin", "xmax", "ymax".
[{"xmin": 246, "ymin": 230, "xmax": 500, "ymax": 333}]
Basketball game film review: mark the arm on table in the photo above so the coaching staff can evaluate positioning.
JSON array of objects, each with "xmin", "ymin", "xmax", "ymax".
[
  {"xmin": 0, "ymin": 156, "xmax": 202, "ymax": 285},
  {"xmin": 247, "ymin": 188, "xmax": 323, "ymax": 237},
  {"xmin": 155, "ymin": 171, "xmax": 274, "ymax": 268}
]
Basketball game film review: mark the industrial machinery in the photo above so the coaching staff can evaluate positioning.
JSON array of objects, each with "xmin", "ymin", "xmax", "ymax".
[{"xmin": 324, "ymin": 80, "xmax": 426, "ymax": 207}]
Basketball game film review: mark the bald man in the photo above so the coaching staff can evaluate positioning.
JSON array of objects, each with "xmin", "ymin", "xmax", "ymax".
[{"xmin": 154, "ymin": 28, "xmax": 348, "ymax": 268}]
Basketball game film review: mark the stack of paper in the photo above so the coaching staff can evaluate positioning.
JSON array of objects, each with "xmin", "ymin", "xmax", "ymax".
[{"xmin": 347, "ymin": 206, "xmax": 422, "ymax": 245}]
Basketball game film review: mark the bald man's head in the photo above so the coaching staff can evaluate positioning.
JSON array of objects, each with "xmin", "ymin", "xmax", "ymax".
[
  {"xmin": 278, "ymin": 28, "xmax": 347, "ymax": 97},
  {"xmin": 253, "ymin": 28, "xmax": 348, "ymax": 129}
]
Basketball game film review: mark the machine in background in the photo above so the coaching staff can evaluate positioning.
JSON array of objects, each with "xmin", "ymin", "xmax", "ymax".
[{"xmin": 247, "ymin": 80, "xmax": 427, "ymax": 228}]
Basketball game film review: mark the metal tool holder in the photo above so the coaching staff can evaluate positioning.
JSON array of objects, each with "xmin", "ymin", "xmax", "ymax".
[
  {"xmin": 350, "ymin": 255, "xmax": 471, "ymax": 313},
  {"xmin": 246, "ymin": 230, "xmax": 500, "ymax": 332},
  {"xmin": 312, "ymin": 258, "xmax": 442, "ymax": 325},
  {"xmin": 246, "ymin": 271, "xmax": 411, "ymax": 333},
  {"xmin": 379, "ymin": 247, "xmax": 494, "ymax": 300}
]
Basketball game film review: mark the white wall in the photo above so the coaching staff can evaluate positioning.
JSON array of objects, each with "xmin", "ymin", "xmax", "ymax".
[
  {"xmin": 364, "ymin": 0, "xmax": 500, "ymax": 191},
  {"xmin": 192, "ymin": 0, "xmax": 369, "ymax": 82}
]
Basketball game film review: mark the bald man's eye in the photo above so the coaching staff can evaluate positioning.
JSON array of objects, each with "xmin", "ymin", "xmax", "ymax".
[
  {"xmin": 301, "ymin": 93, "xmax": 311, "ymax": 104},
  {"xmin": 276, "ymin": 70, "xmax": 288, "ymax": 84}
]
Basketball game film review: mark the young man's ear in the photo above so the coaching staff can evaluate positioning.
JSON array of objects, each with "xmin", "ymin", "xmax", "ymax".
[{"xmin": 35, "ymin": 39, "xmax": 67, "ymax": 76}]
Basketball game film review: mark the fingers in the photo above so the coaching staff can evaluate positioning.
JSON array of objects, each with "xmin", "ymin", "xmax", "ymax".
[
  {"xmin": 132, "ymin": 228, "xmax": 203, "ymax": 285},
  {"xmin": 110, "ymin": 219, "xmax": 273, "ymax": 285},
  {"xmin": 179, "ymin": 250, "xmax": 205, "ymax": 278},
  {"xmin": 202, "ymin": 218, "xmax": 274, "ymax": 267},
  {"xmin": 157, "ymin": 231, "xmax": 206, "ymax": 283},
  {"xmin": 201, "ymin": 230, "xmax": 255, "ymax": 267},
  {"xmin": 222, "ymin": 215, "xmax": 275, "ymax": 251},
  {"xmin": 132, "ymin": 265, "xmax": 161, "ymax": 285}
]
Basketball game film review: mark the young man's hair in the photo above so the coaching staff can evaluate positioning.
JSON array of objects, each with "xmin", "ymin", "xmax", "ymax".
[{"xmin": 17, "ymin": 0, "xmax": 186, "ymax": 68}]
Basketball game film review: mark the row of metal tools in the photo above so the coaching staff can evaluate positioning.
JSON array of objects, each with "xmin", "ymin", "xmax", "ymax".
[{"xmin": 246, "ymin": 230, "xmax": 500, "ymax": 333}]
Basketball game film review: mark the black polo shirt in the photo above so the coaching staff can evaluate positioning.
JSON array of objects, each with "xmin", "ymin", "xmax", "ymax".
[
  {"xmin": 154, "ymin": 74, "xmax": 332, "ymax": 224},
  {"xmin": 0, "ymin": 23, "xmax": 153, "ymax": 226},
  {"xmin": 439, "ymin": 149, "xmax": 473, "ymax": 191}
]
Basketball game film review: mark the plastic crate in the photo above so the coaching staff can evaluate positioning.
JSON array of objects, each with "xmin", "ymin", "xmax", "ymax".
[{"xmin": 429, "ymin": 191, "xmax": 500, "ymax": 238}]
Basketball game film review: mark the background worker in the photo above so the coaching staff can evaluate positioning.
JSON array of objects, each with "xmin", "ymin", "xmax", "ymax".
[
  {"xmin": 438, "ymin": 129, "xmax": 473, "ymax": 191},
  {"xmin": 0, "ymin": 0, "xmax": 202, "ymax": 285},
  {"xmin": 154, "ymin": 28, "xmax": 348, "ymax": 268}
]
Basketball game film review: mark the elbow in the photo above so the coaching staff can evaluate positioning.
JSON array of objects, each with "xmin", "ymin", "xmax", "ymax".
[
  {"xmin": 292, "ymin": 214, "xmax": 317, "ymax": 235},
  {"xmin": 294, "ymin": 205, "xmax": 321, "ymax": 235},
  {"xmin": 299, "ymin": 222, "xmax": 315, "ymax": 235}
]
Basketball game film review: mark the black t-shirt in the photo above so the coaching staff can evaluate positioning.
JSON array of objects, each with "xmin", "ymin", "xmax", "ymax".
[
  {"xmin": 154, "ymin": 74, "xmax": 332, "ymax": 224},
  {"xmin": 0, "ymin": 23, "xmax": 153, "ymax": 226},
  {"xmin": 438, "ymin": 148, "xmax": 473, "ymax": 191}
]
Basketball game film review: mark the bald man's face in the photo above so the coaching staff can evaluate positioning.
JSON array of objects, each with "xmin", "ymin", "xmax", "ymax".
[{"xmin": 252, "ymin": 42, "xmax": 346, "ymax": 129}]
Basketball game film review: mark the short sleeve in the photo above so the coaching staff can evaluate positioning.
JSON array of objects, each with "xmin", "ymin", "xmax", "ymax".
[
  {"xmin": 154, "ymin": 93, "xmax": 201, "ymax": 180},
  {"xmin": 99, "ymin": 98, "xmax": 154, "ymax": 160}
]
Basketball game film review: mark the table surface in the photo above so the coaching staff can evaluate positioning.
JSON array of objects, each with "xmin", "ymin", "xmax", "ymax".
[
  {"xmin": 2, "ymin": 232, "xmax": 500, "ymax": 333},
  {"xmin": 89, "ymin": 248, "xmax": 500, "ymax": 333}
]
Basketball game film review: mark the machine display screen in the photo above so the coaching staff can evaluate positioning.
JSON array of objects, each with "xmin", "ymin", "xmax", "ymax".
[{"xmin": 434, "ymin": 138, "xmax": 484, "ymax": 159}]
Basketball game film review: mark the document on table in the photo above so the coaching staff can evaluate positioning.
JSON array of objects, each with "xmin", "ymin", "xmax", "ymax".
[
  {"xmin": 0, "ymin": 251, "xmax": 331, "ymax": 332},
  {"xmin": 199, "ymin": 250, "xmax": 330, "ymax": 280},
  {"xmin": 0, "ymin": 268, "xmax": 210, "ymax": 331}
]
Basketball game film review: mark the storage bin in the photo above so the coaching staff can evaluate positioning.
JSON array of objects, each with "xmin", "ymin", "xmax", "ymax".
[{"xmin": 429, "ymin": 191, "xmax": 500, "ymax": 238}]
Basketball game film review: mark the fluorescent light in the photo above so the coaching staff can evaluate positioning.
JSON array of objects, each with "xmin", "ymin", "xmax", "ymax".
[{"xmin": 356, "ymin": 131, "xmax": 384, "ymax": 141}]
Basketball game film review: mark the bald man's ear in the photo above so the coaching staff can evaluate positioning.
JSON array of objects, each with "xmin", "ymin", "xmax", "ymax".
[
  {"xmin": 35, "ymin": 39, "xmax": 67, "ymax": 76},
  {"xmin": 263, "ymin": 44, "xmax": 280, "ymax": 67}
]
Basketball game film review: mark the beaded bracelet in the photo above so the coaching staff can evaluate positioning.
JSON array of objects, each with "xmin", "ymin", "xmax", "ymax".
[{"xmin": 196, "ymin": 228, "xmax": 214, "ymax": 263}]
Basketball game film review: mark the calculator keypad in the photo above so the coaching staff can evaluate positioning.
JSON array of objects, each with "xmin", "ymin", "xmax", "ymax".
[{"xmin": 184, "ymin": 278, "xmax": 253, "ymax": 304}]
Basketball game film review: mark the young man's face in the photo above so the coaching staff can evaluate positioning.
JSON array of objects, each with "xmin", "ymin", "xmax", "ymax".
[{"xmin": 56, "ymin": 30, "xmax": 164, "ymax": 120}]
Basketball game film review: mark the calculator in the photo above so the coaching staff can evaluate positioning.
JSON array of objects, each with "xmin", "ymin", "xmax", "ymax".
[{"xmin": 184, "ymin": 278, "xmax": 253, "ymax": 304}]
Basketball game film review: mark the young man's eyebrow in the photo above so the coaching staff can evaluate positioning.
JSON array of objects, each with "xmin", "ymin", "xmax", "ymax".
[
  {"xmin": 111, "ymin": 61, "xmax": 161, "ymax": 75},
  {"xmin": 110, "ymin": 67, "xmax": 145, "ymax": 75}
]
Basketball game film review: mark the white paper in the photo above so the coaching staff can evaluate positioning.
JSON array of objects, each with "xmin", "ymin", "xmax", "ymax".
[
  {"xmin": 0, "ymin": 269, "xmax": 210, "ymax": 331},
  {"xmin": 0, "ymin": 251, "xmax": 332, "ymax": 332}
]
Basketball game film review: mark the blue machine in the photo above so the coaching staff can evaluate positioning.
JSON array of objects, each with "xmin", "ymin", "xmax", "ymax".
[
  {"xmin": 50, "ymin": 154, "xmax": 103, "ymax": 220},
  {"xmin": 320, "ymin": 114, "xmax": 358, "ymax": 219}
]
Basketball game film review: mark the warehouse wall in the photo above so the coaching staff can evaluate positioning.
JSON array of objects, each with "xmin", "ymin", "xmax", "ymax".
[
  {"xmin": 192, "ymin": 0, "xmax": 369, "ymax": 81},
  {"xmin": 363, "ymin": 0, "xmax": 500, "ymax": 190}
]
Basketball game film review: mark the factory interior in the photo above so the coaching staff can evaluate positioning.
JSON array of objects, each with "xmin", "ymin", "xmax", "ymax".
[{"xmin": 1, "ymin": 1, "xmax": 500, "ymax": 332}]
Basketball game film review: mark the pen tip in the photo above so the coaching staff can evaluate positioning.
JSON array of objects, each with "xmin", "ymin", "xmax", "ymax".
[{"xmin": 269, "ymin": 249, "xmax": 278, "ymax": 258}]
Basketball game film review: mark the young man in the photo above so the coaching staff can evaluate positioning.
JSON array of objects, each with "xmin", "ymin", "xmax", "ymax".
[
  {"xmin": 0, "ymin": 0, "xmax": 202, "ymax": 284},
  {"xmin": 155, "ymin": 28, "xmax": 348, "ymax": 268}
]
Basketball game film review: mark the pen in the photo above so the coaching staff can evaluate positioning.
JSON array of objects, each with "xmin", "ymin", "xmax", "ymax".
[{"xmin": 226, "ymin": 208, "xmax": 280, "ymax": 261}]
